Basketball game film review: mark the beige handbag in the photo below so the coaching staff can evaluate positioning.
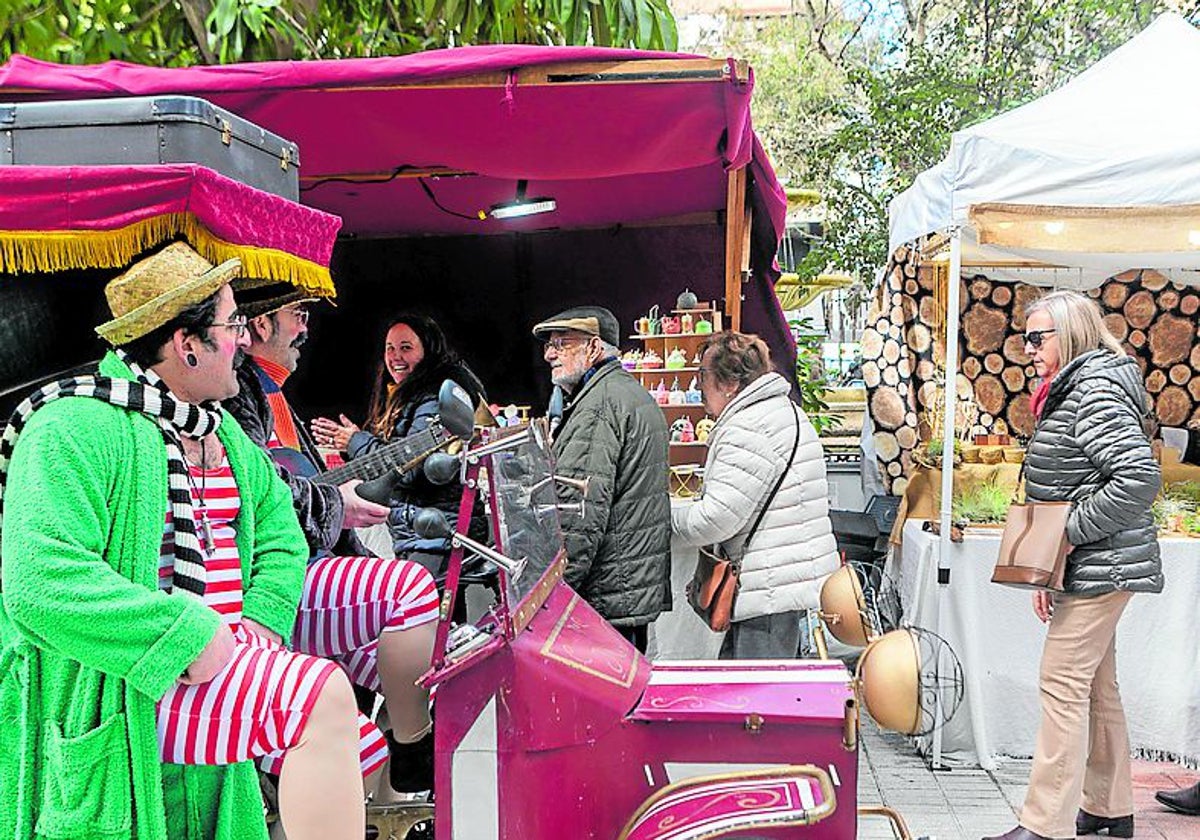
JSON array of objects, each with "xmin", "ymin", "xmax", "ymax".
[{"xmin": 991, "ymin": 470, "xmax": 1072, "ymax": 591}]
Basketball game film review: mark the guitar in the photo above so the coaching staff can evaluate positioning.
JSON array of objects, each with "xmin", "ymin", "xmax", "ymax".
[{"xmin": 268, "ymin": 419, "xmax": 449, "ymax": 486}]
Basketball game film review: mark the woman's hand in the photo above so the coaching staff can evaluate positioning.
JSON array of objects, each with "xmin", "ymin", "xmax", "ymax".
[
  {"xmin": 1032, "ymin": 590, "xmax": 1054, "ymax": 623},
  {"xmin": 241, "ymin": 617, "xmax": 283, "ymax": 646},
  {"xmin": 181, "ymin": 624, "xmax": 236, "ymax": 685},
  {"xmin": 311, "ymin": 414, "xmax": 360, "ymax": 452}
]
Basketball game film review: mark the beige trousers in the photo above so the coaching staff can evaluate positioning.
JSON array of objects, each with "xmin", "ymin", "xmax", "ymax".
[{"xmin": 1020, "ymin": 589, "xmax": 1133, "ymax": 838}]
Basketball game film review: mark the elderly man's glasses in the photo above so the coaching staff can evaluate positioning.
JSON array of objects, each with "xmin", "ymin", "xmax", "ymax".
[
  {"xmin": 212, "ymin": 314, "xmax": 249, "ymax": 336},
  {"xmin": 1024, "ymin": 329, "xmax": 1056, "ymax": 349},
  {"xmin": 544, "ymin": 335, "xmax": 591, "ymax": 352}
]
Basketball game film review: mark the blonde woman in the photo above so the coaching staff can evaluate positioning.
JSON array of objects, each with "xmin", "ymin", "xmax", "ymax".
[{"xmin": 986, "ymin": 290, "xmax": 1161, "ymax": 840}]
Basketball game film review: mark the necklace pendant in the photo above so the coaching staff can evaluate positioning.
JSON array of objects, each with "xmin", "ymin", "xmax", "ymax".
[{"xmin": 199, "ymin": 512, "xmax": 214, "ymax": 553}]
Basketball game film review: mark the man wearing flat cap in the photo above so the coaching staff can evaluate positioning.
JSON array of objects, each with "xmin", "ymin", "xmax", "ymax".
[
  {"xmin": 0, "ymin": 242, "xmax": 368, "ymax": 840},
  {"xmin": 532, "ymin": 305, "xmax": 671, "ymax": 652}
]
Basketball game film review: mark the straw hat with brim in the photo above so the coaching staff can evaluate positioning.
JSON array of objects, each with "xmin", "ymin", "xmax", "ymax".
[
  {"xmin": 234, "ymin": 279, "xmax": 320, "ymax": 320},
  {"xmin": 96, "ymin": 242, "xmax": 242, "ymax": 346}
]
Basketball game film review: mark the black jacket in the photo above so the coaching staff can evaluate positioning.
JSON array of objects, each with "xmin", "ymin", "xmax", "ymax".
[
  {"xmin": 225, "ymin": 356, "xmax": 361, "ymax": 557},
  {"xmin": 1025, "ymin": 349, "xmax": 1162, "ymax": 596},
  {"xmin": 553, "ymin": 359, "xmax": 671, "ymax": 625}
]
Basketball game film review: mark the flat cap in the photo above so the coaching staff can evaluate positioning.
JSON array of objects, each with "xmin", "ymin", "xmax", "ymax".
[{"xmin": 532, "ymin": 306, "xmax": 620, "ymax": 347}]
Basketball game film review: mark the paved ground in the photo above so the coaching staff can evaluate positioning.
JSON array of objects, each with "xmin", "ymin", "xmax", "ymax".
[{"xmin": 857, "ymin": 721, "xmax": 1200, "ymax": 839}]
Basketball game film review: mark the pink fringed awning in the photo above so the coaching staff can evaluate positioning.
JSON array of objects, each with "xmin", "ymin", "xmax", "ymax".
[{"xmin": 0, "ymin": 164, "xmax": 341, "ymax": 294}]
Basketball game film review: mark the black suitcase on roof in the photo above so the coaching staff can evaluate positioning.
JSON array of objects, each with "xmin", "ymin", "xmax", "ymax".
[{"xmin": 0, "ymin": 95, "xmax": 299, "ymax": 200}]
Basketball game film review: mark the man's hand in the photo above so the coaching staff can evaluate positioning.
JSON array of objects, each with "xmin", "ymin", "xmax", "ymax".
[
  {"xmin": 339, "ymin": 480, "xmax": 392, "ymax": 528},
  {"xmin": 241, "ymin": 617, "xmax": 283, "ymax": 647},
  {"xmin": 180, "ymin": 624, "xmax": 236, "ymax": 685},
  {"xmin": 1032, "ymin": 590, "xmax": 1054, "ymax": 623}
]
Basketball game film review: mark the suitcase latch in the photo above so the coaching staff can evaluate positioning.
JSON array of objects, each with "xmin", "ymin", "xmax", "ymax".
[
  {"xmin": 280, "ymin": 147, "xmax": 292, "ymax": 171},
  {"xmin": 220, "ymin": 119, "xmax": 232, "ymax": 146}
]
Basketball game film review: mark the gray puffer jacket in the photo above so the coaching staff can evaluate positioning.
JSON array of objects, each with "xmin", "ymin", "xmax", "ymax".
[
  {"xmin": 553, "ymin": 359, "xmax": 671, "ymax": 626},
  {"xmin": 1025, "ymin": 349, "xmax": 1162, "ymax": 596}
]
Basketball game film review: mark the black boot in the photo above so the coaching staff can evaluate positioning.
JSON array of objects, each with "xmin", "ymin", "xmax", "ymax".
[
  {"xmin": 1156, "ymin": 781, "xmax": 1200, "ymax": 816},
  {"xmin": 387, "ymin": 729, "xmax": 434, "ymax": 794},
  {"xmin": 1076, "ymin": 809, "xmax": 1134, "ymax": 837}
]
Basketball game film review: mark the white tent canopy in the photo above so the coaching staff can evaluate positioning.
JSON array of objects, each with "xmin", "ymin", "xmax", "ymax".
[{"xmin": 889, "ymin": 12, "xmax": 1200, "ymax": 287}]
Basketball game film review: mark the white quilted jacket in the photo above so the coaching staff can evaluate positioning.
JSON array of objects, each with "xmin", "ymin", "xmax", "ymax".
[{"xmin": 671, "ymin": 373, "xmax": 839, "ymax": 622}]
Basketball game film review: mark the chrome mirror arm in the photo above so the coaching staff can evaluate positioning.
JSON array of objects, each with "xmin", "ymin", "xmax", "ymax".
[{"xmin": 450, "ymin": 532, "xmax": 526, "ymax": 580}]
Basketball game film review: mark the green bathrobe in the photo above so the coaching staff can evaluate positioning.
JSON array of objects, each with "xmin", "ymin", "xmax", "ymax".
[{"xmin": 0, "ymin": 352, "xmax": 308, "ymax": 840}]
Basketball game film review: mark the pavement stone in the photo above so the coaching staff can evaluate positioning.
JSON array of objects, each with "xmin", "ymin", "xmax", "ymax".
[{"xmin": 856, "ymin": 720, "xmax": 1200, "ymax": 839}]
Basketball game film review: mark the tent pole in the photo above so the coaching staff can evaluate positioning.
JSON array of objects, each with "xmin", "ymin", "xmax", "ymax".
[
  {"xmin": 724, "ymin": 166, "xmax": 748, "ymax": 331},
  {"xmin": 931, "ymin": 228, "xmax": 962, "ymax": 770}
]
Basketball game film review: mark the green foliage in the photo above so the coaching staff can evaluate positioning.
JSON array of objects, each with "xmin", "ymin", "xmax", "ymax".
[
  {"xmin": 1153, "ymin": 481, "xmax": 1200, "ymax": 535},
  {"xmin": 696, "ymin": 1, "xmax": 1197, "ymax": 287},
  {"xmin": 790, "ymin": 316, "xmax": 836, "ymax": 433},
  {"xmin": 0, "ymin": 0, "xmax": 677, "ymax": 67},
  {"xmin": 951, "ymin": 479, "xmax": 1009, "ymax": 525}
]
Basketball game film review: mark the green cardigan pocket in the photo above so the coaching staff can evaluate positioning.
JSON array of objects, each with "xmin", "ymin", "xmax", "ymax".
[{"xmin": 35, "ymin": 711, "xmax": 132, "ymax": 840}]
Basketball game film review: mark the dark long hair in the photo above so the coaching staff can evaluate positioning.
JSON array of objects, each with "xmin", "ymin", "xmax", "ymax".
[{"xmin": 364, "ymin": 313, "xmax": 484, "ymax": 440}]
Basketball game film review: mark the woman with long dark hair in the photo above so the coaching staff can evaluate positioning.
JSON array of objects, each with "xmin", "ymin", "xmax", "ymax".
[{"xmin": 312, "ymin": 314, "xmax": 486, "ymax": 570}]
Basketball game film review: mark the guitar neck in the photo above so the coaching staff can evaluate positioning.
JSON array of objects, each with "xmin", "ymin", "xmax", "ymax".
[{"xmin": 315, "ymin": 425, "xmax": 446, "ymax": 486}]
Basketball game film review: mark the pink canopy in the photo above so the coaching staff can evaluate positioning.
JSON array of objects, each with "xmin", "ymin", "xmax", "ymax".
[
  {"xmin": 0, "ymin": 164, "xmax": 341, "ymax": 293},
  {"xmin": 0, "ymin": 47, "xmax": 786, "ymax": 245}
]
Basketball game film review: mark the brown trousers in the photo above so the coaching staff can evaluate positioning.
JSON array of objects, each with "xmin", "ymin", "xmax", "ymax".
[{"xmin": 1020, "ymin": 589, "xmax": 1133, "ymax": 838}]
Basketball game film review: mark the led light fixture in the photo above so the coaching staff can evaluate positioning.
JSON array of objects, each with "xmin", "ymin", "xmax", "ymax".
[{"xmin": 489, "ymin": 179, "xmax": 557, "ymax": 220}]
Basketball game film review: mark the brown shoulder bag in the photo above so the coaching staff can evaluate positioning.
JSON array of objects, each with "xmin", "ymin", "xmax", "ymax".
[
  {"xmin": 687, "ymin": 406, "xmax": 801, "ymax": 631},
  {"xmin": 990, "ymin": 465, "xmax": 1072, "ymax": 591}
]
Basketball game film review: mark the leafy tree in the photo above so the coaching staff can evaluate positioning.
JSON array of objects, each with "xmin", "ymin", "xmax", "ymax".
[
  {"xmin": 695, "ymin": 0, "xmax": 1199, "ymax": 286},
  {"xmin": 0, "ymin": 0, "xmax": 676, "ymax": 67}
]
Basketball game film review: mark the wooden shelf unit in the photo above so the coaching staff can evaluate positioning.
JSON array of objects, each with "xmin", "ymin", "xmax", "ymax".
[{"xmin": 627, "ymin": 307, "xmax": 721, "ymax": 470}]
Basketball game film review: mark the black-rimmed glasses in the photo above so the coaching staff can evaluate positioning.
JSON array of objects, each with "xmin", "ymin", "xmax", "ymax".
[{"xmin": 1024, "ymin": 329, "xmax": 1056, "ymax": 349}]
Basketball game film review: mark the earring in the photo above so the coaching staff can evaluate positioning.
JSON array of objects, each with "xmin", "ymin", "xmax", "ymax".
[{"xmin": 186, "ymin": 353, "xmax": 199, "ymax": 368}]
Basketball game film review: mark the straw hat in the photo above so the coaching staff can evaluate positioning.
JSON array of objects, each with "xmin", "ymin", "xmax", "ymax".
[{"xmin": 96, "ymin": 242, "xmax": 241, "ymax": 345}]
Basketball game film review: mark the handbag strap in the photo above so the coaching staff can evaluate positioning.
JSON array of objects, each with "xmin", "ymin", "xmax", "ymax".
[{"xmin": 736, "ymin": 403, "xmax": 802, "ymax": 567}]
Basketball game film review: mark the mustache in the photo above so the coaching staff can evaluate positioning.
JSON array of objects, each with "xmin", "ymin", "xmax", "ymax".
[{"xmin": 291, "ymin": 333, "xmax": 308, "ymax": 350}]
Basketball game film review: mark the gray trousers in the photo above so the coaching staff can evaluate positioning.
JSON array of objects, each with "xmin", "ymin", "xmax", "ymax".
[{"xmin": 719, "ymin": 609, "xmax": 803, "ymax": 659}]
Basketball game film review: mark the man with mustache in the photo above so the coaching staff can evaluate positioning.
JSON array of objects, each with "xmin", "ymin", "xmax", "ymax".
[{"xmin": 224, "ymin": 286, "xmax": 440, "ymax": 795}]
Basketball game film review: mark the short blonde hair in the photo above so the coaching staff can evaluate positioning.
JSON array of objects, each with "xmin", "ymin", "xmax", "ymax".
[{"xmin": 1025, "ymin": 290, "xmax": 1124, "ymax": 367}]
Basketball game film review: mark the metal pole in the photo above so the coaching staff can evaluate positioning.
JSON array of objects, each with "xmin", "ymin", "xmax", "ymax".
[{"xmin": 931, "ymin": 229, "xmax": 963, "ymax": 769}]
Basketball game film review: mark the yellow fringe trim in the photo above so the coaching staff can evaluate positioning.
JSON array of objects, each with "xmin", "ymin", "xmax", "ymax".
[{"xmin": 0, "ymin": 214, "xmax": 335, "ymax": 297}]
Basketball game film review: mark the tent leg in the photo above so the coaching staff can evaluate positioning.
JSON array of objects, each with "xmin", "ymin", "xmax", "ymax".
[
  {"xmin": 931, "ymin": 230, "xmax": 963, "ymax": 771},
  {"xmin": 724, "ymin": 166, "xmax": 748, "ymax": 331}
]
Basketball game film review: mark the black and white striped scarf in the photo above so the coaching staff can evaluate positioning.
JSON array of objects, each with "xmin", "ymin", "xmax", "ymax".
[{"xmin": 0, "ymin": 350, "xmax": 221, "ymax": 598}]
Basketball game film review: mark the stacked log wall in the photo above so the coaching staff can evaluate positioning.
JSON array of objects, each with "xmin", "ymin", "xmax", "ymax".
[{"xmin": 863, "ymin": 250, "xmax": 1200, "ymax": 495}]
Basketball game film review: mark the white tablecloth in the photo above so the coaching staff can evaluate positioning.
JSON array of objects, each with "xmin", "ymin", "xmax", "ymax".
[
  {"xmin": 648, "ymin": 500, "xmax": 725, "ymax": 660},
  {"xmin": 891, "ymin": 520, "xmax": 1200, "ymax": 769}
]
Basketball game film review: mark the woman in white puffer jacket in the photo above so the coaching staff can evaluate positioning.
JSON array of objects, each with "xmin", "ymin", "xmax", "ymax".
[{"xmin": 672, "ymin": 331, "xmax": 840, "ymax": 659}]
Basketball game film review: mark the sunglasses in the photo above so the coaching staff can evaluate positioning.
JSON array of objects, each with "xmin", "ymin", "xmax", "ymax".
[{"xmin": 1024, "ymin": 329, "xmax": 1056, "ymax": 349}]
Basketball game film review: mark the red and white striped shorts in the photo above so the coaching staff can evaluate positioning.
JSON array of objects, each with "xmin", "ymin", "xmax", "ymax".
[{"xmin": 156, "ymin": 459, "xmax": 440, "ymax": 775}]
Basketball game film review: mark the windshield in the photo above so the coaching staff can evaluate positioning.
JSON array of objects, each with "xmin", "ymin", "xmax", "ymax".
[{"xmin": 488, "ymin": 420, "xmax": 564, "ymax": 608}]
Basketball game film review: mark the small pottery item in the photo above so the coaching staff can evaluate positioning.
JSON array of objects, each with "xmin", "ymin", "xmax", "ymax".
[
  {"xmin": 670, "ymin": 418, "xmax": 685, "ymax": 442},
  {"xmin": 647, "ymin": 304, "xmax": 661, "ymax": 335},
  {"xmin": 653, "ymin": 380, "xmax": 669, "ymax": 406},
  {"xmin": 679, "ymin": 416, "xmax": 696, "ymax": 443},
  {"xmin": 694, "ymin": 316, "xmax": 713, "ymax": 335},
  {"xmin": 692, "ymin": 350, "xmax": 702, "ymax": 365},
  {"xmin": 696, "ymin": 416, "xmax": 716, "ymax": 443},
  {"xmin": 634, "ymin": 316, "xmax": 649, "ymax": 335},
  {"xmin": 665, "ymin": 347, "xmax": 687, "ymax": 369},
  {"xmin": 662, "ymin": 315, "xmax": 682, "ymax": 335},
  {"xmin": 681, "ymin": 313, "xmax": 694, "ymax": 333},
  {"xmin": 621, "ymin": 350, "xmax": 641, "ymax": 371},
  {"xmin": 685, "ymin": 377, "xmax": 703, "ymax": 404},
  {"xmin": 667, "ymin": 377, "xmax": 685, "ymax": 405},
  {"xmin": 676, "ymin": 288, "xmax": 699, "ymax": 310},
  {"xmin": 639, "ymin": 349, "xmax": 662, "ymax": 370}
]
